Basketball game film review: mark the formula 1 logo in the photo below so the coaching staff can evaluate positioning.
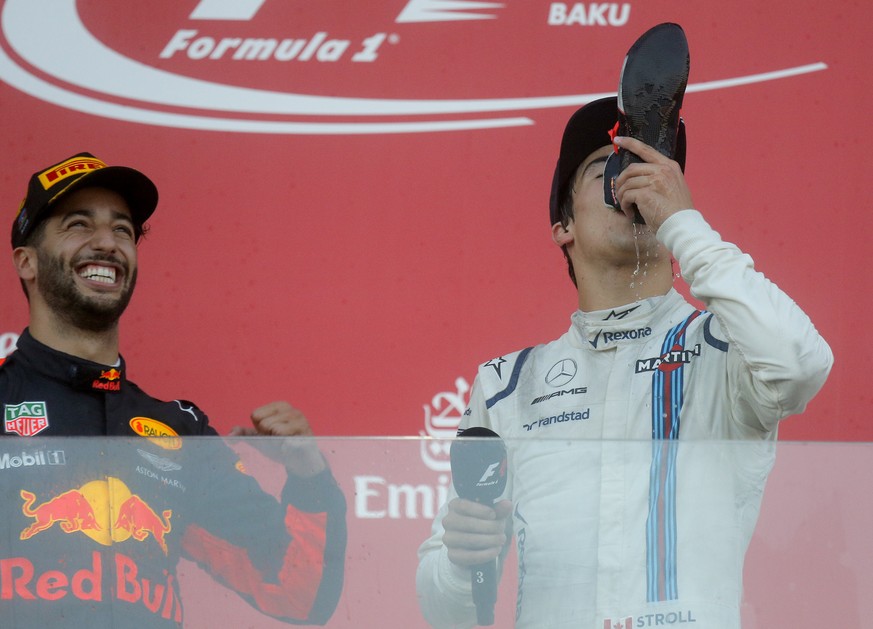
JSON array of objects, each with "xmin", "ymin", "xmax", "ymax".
[
  {"xmin": 190, "ymin": 0, "xmax": 503, "ymax": 22},
  {"xmin": 477, "ymin": 461, "xmax": 503, "ymax": 485},
  {"xmin": 0, "ymin": 0, "xmax": 827, "ymax": 134}
]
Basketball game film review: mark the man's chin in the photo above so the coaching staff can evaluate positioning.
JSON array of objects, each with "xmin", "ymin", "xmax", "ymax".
[{"xmin": 60, "ymin": 293, "xmax": 132, "ymax": 332}]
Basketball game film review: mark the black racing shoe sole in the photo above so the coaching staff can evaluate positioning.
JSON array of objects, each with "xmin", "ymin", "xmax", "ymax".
[{"xmin": 604, "ymin": 22, "xmax": 689, "ymax": 222}]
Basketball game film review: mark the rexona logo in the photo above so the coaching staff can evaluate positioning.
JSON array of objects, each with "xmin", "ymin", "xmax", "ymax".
[{"xmin": 0, "ymin": 0, "xmax": 827, "ymax": 134}]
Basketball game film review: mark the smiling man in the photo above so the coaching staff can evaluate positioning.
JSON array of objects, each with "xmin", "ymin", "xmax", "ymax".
[
  {"xmin": 15, "ymin": 184, "xmax": 139, "ymax": 359},
  {"xmin": 1, "ymin": 153, "xmax": 346, "ymax": 627}
]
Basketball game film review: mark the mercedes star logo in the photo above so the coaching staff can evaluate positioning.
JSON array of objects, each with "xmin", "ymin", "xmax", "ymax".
[{"xmin": 545, "ymin": 359, "xmax": 577, "ymax": 387}]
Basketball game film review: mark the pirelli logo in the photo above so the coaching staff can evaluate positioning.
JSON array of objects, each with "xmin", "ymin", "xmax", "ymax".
[{"xmin": 38, "ymin": 156, "xmax": 107, "ymax": 189}]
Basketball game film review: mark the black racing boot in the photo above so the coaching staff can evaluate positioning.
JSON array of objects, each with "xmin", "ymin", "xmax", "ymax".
[{"xmin": 604, "ymin": 22, "xmax": 689, "ymax": 223}]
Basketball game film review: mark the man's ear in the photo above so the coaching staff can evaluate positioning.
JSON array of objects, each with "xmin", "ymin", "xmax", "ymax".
[
  {"xmin": 12, "ymin": 246, "xmax": 37, "ymax": 282},
  {"xmin": 551, "ymin": 221, "xmax": 574, "ymax": 247}
]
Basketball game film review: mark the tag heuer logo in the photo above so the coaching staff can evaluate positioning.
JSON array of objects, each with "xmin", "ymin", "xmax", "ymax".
[{"xmin": 4, "ymin": 402, "xmax": 49, "ymax": 437}]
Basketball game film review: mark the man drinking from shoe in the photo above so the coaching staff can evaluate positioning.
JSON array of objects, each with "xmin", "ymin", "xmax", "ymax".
[{"xmin": 415, "ymin": 93, "xmax": 832, "ymax": 628}]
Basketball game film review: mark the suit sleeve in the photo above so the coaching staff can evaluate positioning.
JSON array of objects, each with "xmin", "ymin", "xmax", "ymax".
[
  {"xmin": 181, "ymin": 439, "xmax": 347, "ymax": 625},
  {"xmin": 658, "ymin": 209, "xmax": 834, "ymax": 432}
]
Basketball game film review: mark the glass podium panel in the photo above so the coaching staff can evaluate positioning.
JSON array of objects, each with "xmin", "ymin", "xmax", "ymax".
[{"xmin": 1, "ymin": 437, "xmax": 869, "ymax": 627}]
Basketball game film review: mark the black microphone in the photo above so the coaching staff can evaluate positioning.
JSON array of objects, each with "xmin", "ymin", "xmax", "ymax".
[{"xmin": 450, "ymin": 427, "xmax": 508, "ymax": 626}]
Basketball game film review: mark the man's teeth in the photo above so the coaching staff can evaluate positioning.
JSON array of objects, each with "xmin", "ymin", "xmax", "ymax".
[{"xmin": 80, "ymin": 265, "xmax": 116, "ymax": 284}]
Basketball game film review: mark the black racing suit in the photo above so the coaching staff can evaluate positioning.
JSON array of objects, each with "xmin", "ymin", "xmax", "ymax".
[{"xmin": 0, "ymin": 329, "xmax": 347, "ymax": 627}]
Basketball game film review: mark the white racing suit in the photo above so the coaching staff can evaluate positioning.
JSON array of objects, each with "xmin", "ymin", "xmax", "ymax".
[{"xmin": 416, "ymin": 210, "xmax": 833, "ymax": 628}]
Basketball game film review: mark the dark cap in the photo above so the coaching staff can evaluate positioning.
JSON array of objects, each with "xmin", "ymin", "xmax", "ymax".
[
  {"xmin": 548, "ymin": 97, "xmax": 686, "ymax": 225},
  {"xmin": 11, "ymin": 152, "xmax": 158, "ymax": 248}
]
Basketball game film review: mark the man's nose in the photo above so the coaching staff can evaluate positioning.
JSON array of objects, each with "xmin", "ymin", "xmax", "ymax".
[{"xmin": 88, "ymin": 223, "xmax": 120, "ymax": 252}]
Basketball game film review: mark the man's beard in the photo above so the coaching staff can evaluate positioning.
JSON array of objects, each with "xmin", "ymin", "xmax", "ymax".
[{"xmin": 36, "ymin": 248, "xmax": 137, "ymax": 333}]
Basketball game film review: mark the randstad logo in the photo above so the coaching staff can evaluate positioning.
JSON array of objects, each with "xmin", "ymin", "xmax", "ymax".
[
  {"xmin": 0, "ymin": 0, "xmax": 828, "ymax": 134},
  {"xmin": 523, "ymin": 409, "xmax": 590, "ymax": 432}
]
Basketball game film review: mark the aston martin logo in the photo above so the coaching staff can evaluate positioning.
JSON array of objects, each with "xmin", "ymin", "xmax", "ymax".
[{"xmin": 137, "ymin": 449, "xmax": 182, "ymax": 473}]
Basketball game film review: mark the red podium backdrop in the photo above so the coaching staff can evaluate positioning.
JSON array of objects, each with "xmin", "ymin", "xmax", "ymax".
[{"xmin": 1, "ymin": 0, "xmax": 869, "ymax": 440}]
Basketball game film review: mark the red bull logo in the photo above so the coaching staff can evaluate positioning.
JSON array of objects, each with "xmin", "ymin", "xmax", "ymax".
[
  {"xmin": 19, "ymin": 478, "xmax": 172, "ymax": 553},
  {"xmin": 114, "ymin": 495, "xmax": 172, "ymax": 556},
  {"xmin": 12, "ymin": 479, "xmax": 181, "ymax": 620},
  {"xmin": 100, "ymin": 368, "xmax": 121, "ymax": 381},
  {"xmin": 0, "ymin": 550, "xmax": 182, "ymax": 622},
  {"xmin": 19, "ymin": 488, "xmax": 101, "ymax": 540},
  {"xmin": 92, "ymin": 368, "xmax": 122, "ymax": 391}
]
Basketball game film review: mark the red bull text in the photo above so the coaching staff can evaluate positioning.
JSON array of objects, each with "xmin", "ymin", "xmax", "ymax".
[{"xmin": 0, "ymin": 550, "xmax": 183, "ymax": 621}]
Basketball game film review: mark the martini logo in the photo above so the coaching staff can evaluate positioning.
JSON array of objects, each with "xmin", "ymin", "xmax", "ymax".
[
  {"xmin": 0, "ymin": 0, "xmax": 828, "ymax": 134},
  {"xmin": 635, "ymin": 344, "xmax": 701, "ymax": 373},
  {"xmin": 4, "ymin": 401, "xmax": 49, "ymax": 437},
  {"xmin": 129, "ymin": 417, "xmax": 182, "ymax": 450}
]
